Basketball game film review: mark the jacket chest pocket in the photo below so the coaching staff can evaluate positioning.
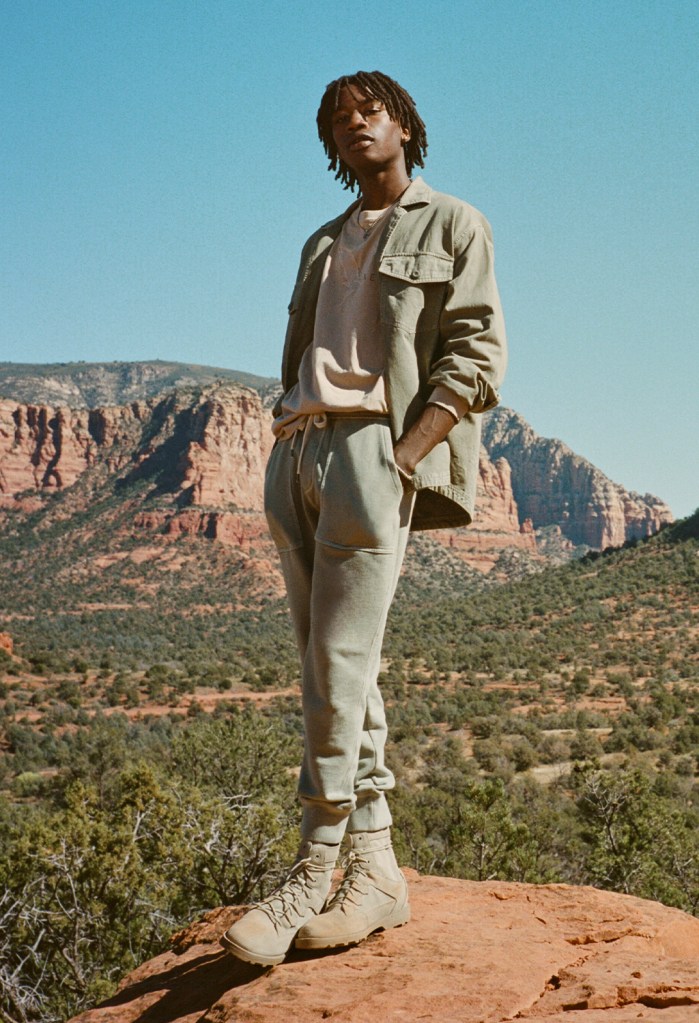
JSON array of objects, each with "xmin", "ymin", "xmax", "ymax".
[{"xmin": 378, "ymin": 252, "xmax": 453, "ymax": 332}]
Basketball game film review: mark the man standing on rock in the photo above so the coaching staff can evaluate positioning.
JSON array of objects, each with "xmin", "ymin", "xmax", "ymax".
[{"xmin": 222, "ymin": 70, "xmax": 507, "ymax": 965}]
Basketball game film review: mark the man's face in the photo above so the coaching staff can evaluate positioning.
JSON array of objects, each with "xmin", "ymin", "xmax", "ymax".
[{"xmin": 331, "ymin": 86, "xmax": 410, "ymax": 180}]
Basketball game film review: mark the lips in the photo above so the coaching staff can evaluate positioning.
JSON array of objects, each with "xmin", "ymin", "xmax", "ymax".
[{"xmin": 348, "ymin": 133, "xmax": 373, "ymax": 151}]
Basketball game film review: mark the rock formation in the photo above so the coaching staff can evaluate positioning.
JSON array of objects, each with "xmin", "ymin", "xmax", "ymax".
[
  {"xmin": 0, "ymin": 399, "xmax": 147, "ymax": 499},
  {"xmin": 0, "ymin": 389, "xmax": 524, "ymax": 572},
  {"xmin": 68, "ymin": 872, "xmax": 699, "ymax": 1023},
  {"xmin": 482, "ymin": 408, "xmax": 673, "ymax": 549},
  {"xmin": 432, "ymin": 451, "xmax": 539, "ymax": 573},
  {"xmin": 176, "ymin": 391, "xmax": 273, "ymax": 510},
  {"xmin": 0, "ymin": 387, "xmax": 271, "ymax": 514},
  {"xmin": 0, "ymin": 382, "xmax": 673, "ymax": 572}
]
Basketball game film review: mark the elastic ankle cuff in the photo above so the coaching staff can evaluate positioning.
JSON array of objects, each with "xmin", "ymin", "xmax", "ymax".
[
  {"xmin": 300, "ymin": 814, "xmax": 349, "ymax": 846},
  {"xmin": 347, "ymin": 796, "xmax": 393, "ymax": 834}
]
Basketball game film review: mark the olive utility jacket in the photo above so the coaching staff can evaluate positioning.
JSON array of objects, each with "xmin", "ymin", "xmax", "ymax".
[{"xmin": 275, "ymin": 177, "xmax": 508, "ymax": 531}]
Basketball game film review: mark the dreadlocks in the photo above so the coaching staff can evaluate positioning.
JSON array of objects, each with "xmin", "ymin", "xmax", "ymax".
[{"xmin": 317, "ymin": 71, "xmax": 428, "ymax": 192}]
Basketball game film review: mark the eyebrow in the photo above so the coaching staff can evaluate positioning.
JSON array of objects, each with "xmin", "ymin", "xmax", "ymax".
[{"xmin": 332, "ymin": 95, "xmax": 384, "ymax": 116}]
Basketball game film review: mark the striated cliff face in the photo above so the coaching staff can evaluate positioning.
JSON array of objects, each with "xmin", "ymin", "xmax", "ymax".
[
  {"xmin": 0, "ymin": 399, "xmax": 148, "ymax": 498},
  {"xmin": 0, "ymin": 386, "xmax": 672, "ymax": 571},
  {"xmin": 0, "ymin": 388, "xmax": 534, "ymax": 571},
  {"xmin": 0, "ymin": 387, "xmax": 272, "ymax": 514},
  {"xmin": 0, "ymin": 362, "xmax": 675, "ymax": 557},
  {"xmin": 176, "ymin": 391, "xmax": 273, "ymax": 509},
  {"xmin": 482, "ymin": 407, "xmax": 673, "ymax": 549},
  {"xmin": 432, "ymin": 450, "xmax": 539, "ymax": 574}
]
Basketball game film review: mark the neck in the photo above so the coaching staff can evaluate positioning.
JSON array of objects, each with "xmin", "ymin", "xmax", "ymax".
[{"xmin": 357, "ymin": 167, "xmax": 411, "ymax": 211}]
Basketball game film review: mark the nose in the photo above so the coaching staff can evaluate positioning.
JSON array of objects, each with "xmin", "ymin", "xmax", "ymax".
[{"xmin": 347, "ymin": 109, "xmax": 368, "ymax": 131}]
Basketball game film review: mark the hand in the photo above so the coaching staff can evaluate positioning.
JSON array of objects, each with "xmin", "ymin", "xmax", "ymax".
[
  {"xmin": 392, "ymin": 448, "xmax": 416, "ymax": 477},
  {"xmin": 393, "ymin": 404, "xmax": 457, "ymax": 475},
  {"xmin": 393, "ymin": 460, "xmax": 415, "ymax": 487}
]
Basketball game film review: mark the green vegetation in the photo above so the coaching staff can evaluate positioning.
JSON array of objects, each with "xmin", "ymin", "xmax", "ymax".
[
  {"xmin": 0, "ymin": 712, "xmax": 299, "ymax": 1022},
  {"xmin": 0, "ymin": 497, "xmax": 697, "ymax": 1021},
  {"xmin": 0, "ymin": 359, "xmax": 276, "ymax": 408}
]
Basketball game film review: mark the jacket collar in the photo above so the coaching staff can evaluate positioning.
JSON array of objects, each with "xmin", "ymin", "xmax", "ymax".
[
  {"xmin": 352, "ymin": 175, "xmax": 432, "ymax": 212},
  {"xmin": 318, "ymin": 177, "xmax": 433, "ymax": 241},
  {"xmin": 397, "ymin": 176, "xmax": 432, "ymax": 208}
]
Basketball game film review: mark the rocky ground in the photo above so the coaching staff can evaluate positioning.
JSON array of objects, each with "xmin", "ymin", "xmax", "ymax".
[{"xmin": 69, "ymin": 872, "xmax": 699, "ymax": 1023}]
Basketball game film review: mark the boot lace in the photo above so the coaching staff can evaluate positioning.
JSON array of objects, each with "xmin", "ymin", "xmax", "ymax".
[
  {"xmin": 257, "ymin": 858, "xmax": 319, "ymax": 928},
  {"xmin": 325, "ymin": 852, "xmax": 371, "ymax": 912}
]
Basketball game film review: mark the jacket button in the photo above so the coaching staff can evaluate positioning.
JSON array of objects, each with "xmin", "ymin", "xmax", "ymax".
[{"xmin": 410, "ymin": 270, "xmax": 419, "ymax": 279}]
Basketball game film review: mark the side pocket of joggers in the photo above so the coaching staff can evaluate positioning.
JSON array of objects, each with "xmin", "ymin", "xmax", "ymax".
[{"xmin": 264, "ymin": 441, "xmax": 304, "ymax": 552}]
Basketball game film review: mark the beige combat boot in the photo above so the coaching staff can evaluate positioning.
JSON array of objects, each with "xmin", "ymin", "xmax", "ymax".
[
  {"xmin": 220, "ymin": 840, "xmax": 338, "ymax": 966},
  {"xmin": 295, "ymin": 828, "xmax": 409, "ymax": 950}
]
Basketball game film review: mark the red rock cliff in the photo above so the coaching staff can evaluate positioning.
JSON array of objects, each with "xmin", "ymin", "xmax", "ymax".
[
  {"xmin": 0, "ymin": 387, "xmax": 272, "ymax": 513},
  {"xmin": 482, "ymin": 407, "xmax": 673, "ymax": 549},
  {"xmin": 0, "ymin": 389, "xmax": 525, "ymax": 571},
  {"xmin": 0, "ymin": 389, "xmax": 672, "ymax": 568},
  {"xmin": 432, "ymin": 449, "xmax": 539, "ymax": 573},
  {"xmin": 177, "ymin": 391, "xmax": 273, "ymax": 509}
]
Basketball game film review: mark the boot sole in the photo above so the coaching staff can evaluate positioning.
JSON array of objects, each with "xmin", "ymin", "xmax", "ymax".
[
  {"xmin": 219, "ymin": 931, "xmax": 287, "ymax": 967},
  {"xmin": 295, "ymin": 903, "xmax": 411, "ymax": 951}
]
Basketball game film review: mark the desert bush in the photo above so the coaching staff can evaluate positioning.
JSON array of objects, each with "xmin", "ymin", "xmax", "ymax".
[{"xmin": 0, "ymin": 709, "xmax": 300, "ymax": 1023}]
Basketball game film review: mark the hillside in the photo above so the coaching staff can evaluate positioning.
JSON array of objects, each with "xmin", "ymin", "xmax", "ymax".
[
  {"xmin": 0, "ymin": 359, "xmax": 277, "ymax": 408},
  {"xmin": 0, "ymin": 511, "xmax": 696, "ymax": 1021},
  {"xmin": 0, "ymin": 361, "xmax": 673, "ymax": 563},
  {"xmin": 0, "ymin": 369, "xmax": 695, "ymax": 1022},
  {"xmin": 1, "ymin": 494, "xmax": 696, "ymax": 805},
  {"xmin": 0, "ymin": 380, "xmax": 694, "ymax": 763}
]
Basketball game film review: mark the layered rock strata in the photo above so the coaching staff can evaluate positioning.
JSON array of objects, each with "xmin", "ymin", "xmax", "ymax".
[
  {"xmin": 483, "ymin": 408, "xmax": 673, "ymax": 549},
  {"xmin": 0, "ymin": 388, "xmax": 272, "ymax": 514},
  {"xmin": 0, "ymin": 388, "xmax": 672, "ymax": 570},
  {"xmin": 433, "ymin": 451, "xmax": 538, "ymax": 572},
  {"xmin": 0, "ymin": 390, "xmax": 525, "ymax": 571},
  {"xmin": 0, "ymin": 399, "xmax": 147, "ymax": 498}
]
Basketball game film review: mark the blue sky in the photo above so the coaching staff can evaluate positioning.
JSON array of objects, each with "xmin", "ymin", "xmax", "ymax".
[{"xmin": 1, "ymin": 0, "xmax": 697, "ymax": 517}]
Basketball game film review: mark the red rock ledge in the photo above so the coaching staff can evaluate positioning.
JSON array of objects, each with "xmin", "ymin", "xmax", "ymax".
[{"xmin": 69, "ymin": 872, "xmax": 699, "ymax": 1023}]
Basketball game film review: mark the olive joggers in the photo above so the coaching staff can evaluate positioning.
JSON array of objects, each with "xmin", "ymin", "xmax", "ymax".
[{"xmin": 264, "ymin": 414, "xmax": 414, "ymax": 843}]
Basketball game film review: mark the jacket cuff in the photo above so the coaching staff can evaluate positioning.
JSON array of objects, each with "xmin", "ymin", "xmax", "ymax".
[{"xmin": 427, "ymin": 385, "xmax": 471, "ymax": 423}]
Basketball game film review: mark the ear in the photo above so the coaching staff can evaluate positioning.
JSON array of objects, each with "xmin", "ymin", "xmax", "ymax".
[{"xmin": 401, "ymin": 126, "xmax": 411, "ymax": 143}]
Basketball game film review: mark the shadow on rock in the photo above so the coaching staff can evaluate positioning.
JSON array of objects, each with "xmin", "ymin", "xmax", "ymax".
[{"xmin": 99, "ymin": 948, "xmax": 268, "ymax": 1023}]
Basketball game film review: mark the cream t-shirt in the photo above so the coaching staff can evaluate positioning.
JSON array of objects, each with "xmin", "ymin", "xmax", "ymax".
[
  {"xmin": 273, "ymin": 201, "xmax": 469, "ymax": 440},
  {"xmin": 273, "ymin": 203, "xmax": 392, "ymax": 438}
]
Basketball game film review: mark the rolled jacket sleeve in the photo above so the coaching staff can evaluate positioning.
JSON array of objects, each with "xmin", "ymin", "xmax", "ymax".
[
  {"xmin": 428, "ymin": 222, "xmax": 507, "ymax": 415},
  {"xmin": 427, "ymin": 384, "xmax": 471, "ymax": 422}
]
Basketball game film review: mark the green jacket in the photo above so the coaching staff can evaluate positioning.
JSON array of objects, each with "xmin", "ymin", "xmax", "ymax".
[{"xmin": 277, "ymin": 177, "xmax": 507, "ymax": 531}]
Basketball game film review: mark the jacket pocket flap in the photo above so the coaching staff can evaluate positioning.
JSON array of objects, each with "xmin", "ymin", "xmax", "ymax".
[{"xmin": 379, "ymin": 252, "xmax": 453, "ymax": 283}]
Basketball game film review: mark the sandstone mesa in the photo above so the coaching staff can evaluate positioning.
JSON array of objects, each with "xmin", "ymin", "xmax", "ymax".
[{"xmin": 0, "ymin": 386, "xmax": 672, "ymax": 574}]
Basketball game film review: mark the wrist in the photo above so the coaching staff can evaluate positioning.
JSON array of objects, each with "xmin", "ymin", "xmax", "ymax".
[{"xmin": 393, "ymin": 443, "xmax": 416, "ymax": 476}]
